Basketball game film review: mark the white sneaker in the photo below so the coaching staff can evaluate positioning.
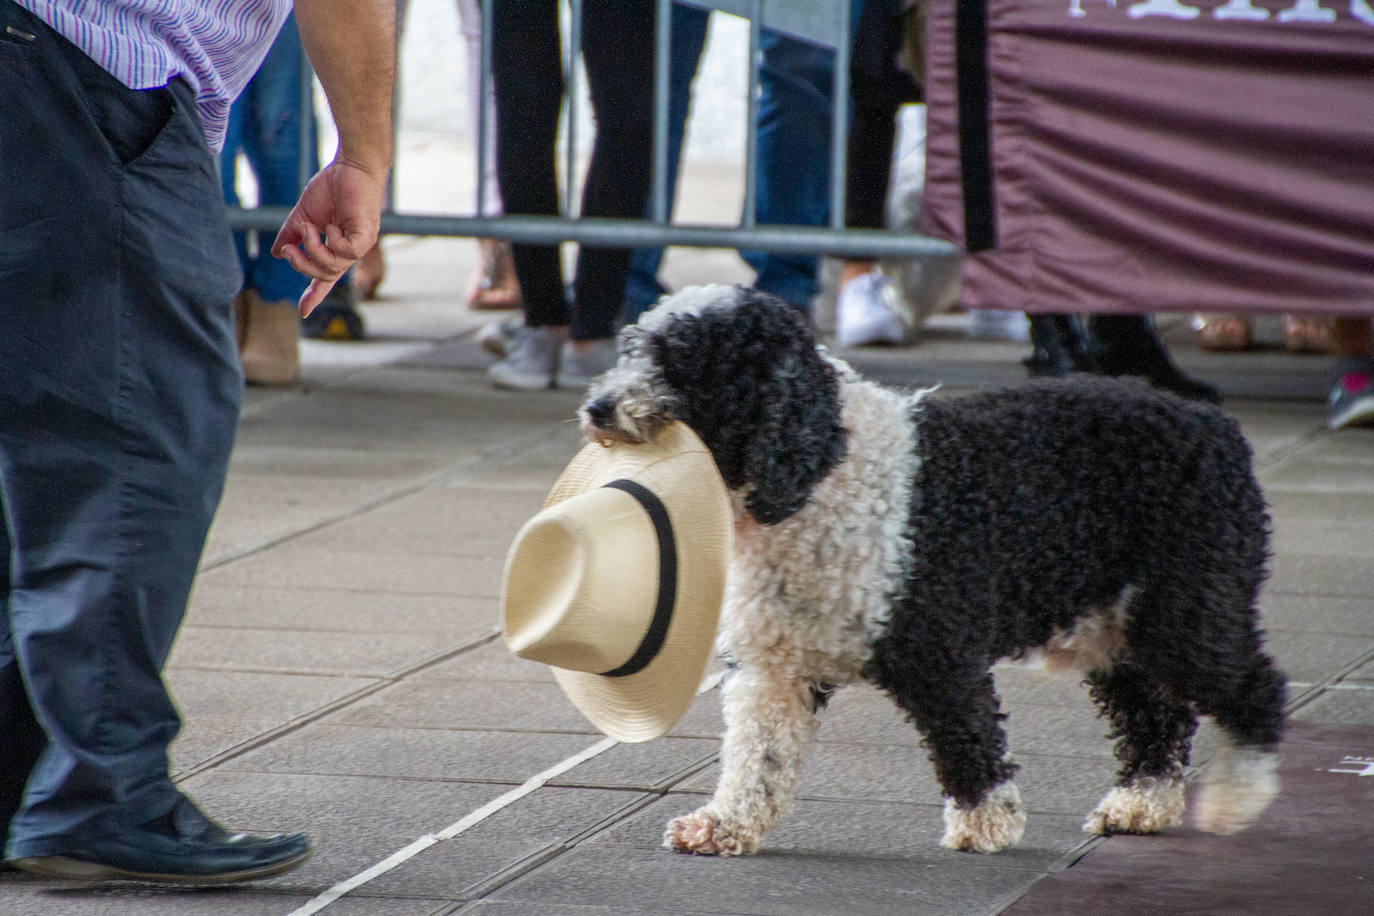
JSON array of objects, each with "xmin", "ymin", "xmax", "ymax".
[
  {"xmin": 488, "ymin": 326, "xmax": 561, "ymax": 390},
  {"xmin": 555, "ymin": 338, "xmax": 618, "ymax": 389},
  {"xmin": 836, "ymin": 272, "xmax": 906, "ymax": 347}
]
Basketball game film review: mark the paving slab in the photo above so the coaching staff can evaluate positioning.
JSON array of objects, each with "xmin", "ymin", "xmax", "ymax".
[
  {"xmin": 356, "ymin": 788, "xmax": 656, "ymax": 900},
  {"xmin": 184, "ymin": 583, "xmax": 499, "ymax": 635},
  {"xmin": 221, "ymin": 722, "xmax": 618, "ymax": 784},
  {"xmin": 485, "ymin": 840, "xmax": 1046, "ymax": 916}
]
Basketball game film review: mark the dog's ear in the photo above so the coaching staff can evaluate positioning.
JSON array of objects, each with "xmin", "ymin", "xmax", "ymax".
[
  {"xmin": 645, "ymin": 291, "xmax": 848, "ymax": 525},
  {"xmin": 740, "ymin": 325, "xmax": 848, "ymax": 525}
]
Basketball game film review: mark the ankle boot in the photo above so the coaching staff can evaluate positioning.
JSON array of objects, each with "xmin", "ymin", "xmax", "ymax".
[
  {"xmin": 239, "ymin": 292, "xmax": 300, "ymax": 385},
  {"xmin": 1024, "ymin": 313, "xmax": 1096, "ymax": 377},
  {"xmin": 1087, "ymin": 314, "xmax": 1221, "ymax": 403}
]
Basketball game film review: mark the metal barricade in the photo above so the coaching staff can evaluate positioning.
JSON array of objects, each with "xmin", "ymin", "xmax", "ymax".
[{"xmin": 225, "ymin": 0, "xmax": 956, "ymax": 262}]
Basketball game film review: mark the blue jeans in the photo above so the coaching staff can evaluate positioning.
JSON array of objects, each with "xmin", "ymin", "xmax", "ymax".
[
  {"xmin": 741, "ymin": 30, "xmax": 837, "ymax": 310},
  {"xmin": 2, "ymin": 1, "xmax": 242, "ymax": 855},
  {"xmin": 221, "ymin": 13, "xmax": 316, "ymax": 305},
  {"xmin": 625, "ymin": 4, "xmax": 866, "ymax": 319}
]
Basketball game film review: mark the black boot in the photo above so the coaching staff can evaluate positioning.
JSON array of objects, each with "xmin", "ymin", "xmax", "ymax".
[
  {"xmin": 1024, "ymin": 313, "xmax": 1096, "ymax": 378},
  {"xmin": 1087, "ymin": 314, "xmax": 1222, "ymax": 403}
]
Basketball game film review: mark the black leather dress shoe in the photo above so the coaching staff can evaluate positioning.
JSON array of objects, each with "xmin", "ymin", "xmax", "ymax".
[{"xmin": 7, "ymin": 796, "xmax": 310, "ymax": 885}]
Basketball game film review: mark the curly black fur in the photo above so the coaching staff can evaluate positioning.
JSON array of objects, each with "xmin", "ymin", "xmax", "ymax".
[
  {"xmin": 644, "ymin": 289, "xmax": 848, "ymax": 525},
  {"xmin": 1087, "ymin": 659, "xmax": 1198, "ymax": 784},
  {"xmin": 864, "ymin": 377, "xmax": 1285, "ymax": 808}
]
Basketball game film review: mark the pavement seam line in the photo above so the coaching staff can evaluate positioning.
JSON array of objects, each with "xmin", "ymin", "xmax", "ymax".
[
  {"xmin": 285, "ymin": 736, "xmax": 620, "ymax": 916},
  {"xmin": 172, "ymin": 632, "xmax": 500, "ymax": 782},
  {"xmin": 286, "ymin": 670, "xmax": 727, "ymax": 914}
]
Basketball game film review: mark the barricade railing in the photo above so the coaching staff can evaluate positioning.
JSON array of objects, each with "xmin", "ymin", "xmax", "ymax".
[{"xmin": 224, "ymin": 0, "xmax": 957, "ymax": 262}]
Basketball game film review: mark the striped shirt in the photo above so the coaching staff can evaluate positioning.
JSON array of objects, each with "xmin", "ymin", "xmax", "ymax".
[{"xmin": 16, "ymin": 0, "xmax": 292, "ymax": 150}]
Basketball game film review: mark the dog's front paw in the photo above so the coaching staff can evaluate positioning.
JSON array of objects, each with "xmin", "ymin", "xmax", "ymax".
[
  {"xmin": 941, "ymin": 783, "xmax": 1027, "ymax": 853},
  {"xmin": 664, "ymin": 808, "xmax": 756, "ymax": 856},
  {"xmin": 1083, "ymin": 777, "xmax": 1185, "ymax": 836}
]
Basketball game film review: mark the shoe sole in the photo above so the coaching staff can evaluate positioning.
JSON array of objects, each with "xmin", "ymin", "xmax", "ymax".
[
  {"xmin": 303, "ymin": 316, "xmax": 364, "ymax": 341},
  {"xmin": 10, "ymin": 849, "xmax": 312, "ymax": 886},
  {"xmin": 1329, "ymin": 400, "xmax": 1374, "ymax": 430}
]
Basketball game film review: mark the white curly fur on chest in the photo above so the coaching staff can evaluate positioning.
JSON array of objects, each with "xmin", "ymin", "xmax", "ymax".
[{"xmin": 718, "ymin": 376, "xmax": 920, "ymax": 682}]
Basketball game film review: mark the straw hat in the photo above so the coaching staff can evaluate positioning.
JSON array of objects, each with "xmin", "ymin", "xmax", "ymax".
[{"xmin": 501, "ymin": 421, "xmax": 733, "ymax": 743}]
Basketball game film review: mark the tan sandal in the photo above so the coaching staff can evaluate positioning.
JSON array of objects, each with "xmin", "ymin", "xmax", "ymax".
[
  {"xmin": 351, "ymin": 243, "xmax": 386, "ymax": 301},
  {"xmin": 1282, "ymin": 315, "xmax": 1335, "ymax": 354},
  {"xmin": 1193, "ymin": 313, "xmax": 1252, "ymax": 352},
  {"xmin": 467, "ymin": 238, "xmax": 522, "ymax": 311}
]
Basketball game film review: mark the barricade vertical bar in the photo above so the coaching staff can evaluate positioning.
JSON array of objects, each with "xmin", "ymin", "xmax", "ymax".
[
  {"xmin": 477, "ymin": 0, "xmax": 493, "ymax": 219},
  {"xmin": 651, "ymin": 0, "xmax": 672, "ymax": 224},
  {"xmin": 828, "ymin": 1, "xmax": 851, "ymax": 231},
  {"xmin": 740, "ymin": 0, "xmax": 762, "ymax": 230},
  {"xmin": 565, "ymin": 0, "xmax": 581, "ymax": 217}
]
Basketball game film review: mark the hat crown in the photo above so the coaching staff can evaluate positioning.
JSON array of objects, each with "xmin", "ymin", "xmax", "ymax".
[
  {"xmin": 501, "ymin": 422, "xmax": 733, "ymax": 742},
  {"xmin": 503, "ymin": 485, "xmax": 664, "ymax": 675}
]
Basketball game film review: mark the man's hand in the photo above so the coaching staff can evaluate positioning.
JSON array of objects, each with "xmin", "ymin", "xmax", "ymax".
[
  {"xmin": 271, "ymin": 158, "xmax": 385, "ymax": 316},
  {"xmin": 274, "ymin": 0, "xmax": 395, "ymax": 316}
]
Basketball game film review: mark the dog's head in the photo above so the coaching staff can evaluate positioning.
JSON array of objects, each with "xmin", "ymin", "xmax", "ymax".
[{"xmin": 580, "ymin": 285, "xmax": 848, "ymax": 525}]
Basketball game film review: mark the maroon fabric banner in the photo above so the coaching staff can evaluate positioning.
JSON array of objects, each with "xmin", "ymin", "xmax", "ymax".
[{"xmin": 921, "ymin": 0, "xmax": 1374, "ymax": 314}]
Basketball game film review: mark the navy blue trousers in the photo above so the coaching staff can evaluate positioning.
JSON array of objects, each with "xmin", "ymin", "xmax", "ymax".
[{"xmin": 0, "ymin": 2, "xmax": 243, "ymax": 857}]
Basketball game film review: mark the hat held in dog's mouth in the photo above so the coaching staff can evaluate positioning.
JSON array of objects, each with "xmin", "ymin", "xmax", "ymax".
[{"xmin": 501, "ymin": 421, "xmax": 733, "ymax": 742}]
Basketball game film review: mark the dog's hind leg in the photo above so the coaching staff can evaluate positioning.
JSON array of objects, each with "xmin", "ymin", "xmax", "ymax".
[
  {"xmin": 1127, "ymin": 592, "xmax": 1286, "ymax": 836},
  {"xmin": 887, "ymin": 670, "xmax": 1026, "ymax": 853},
  {"xmin": 1083, "ymin": 658, "xmax": 1196, "ymax": 836},
  {"xmin": 664, "ymin": 665, "xmax": 824, "ymax": 856},
  {"xmin": 1191, "ymin": 652, "xmax": 1285, "ymax": 835}
]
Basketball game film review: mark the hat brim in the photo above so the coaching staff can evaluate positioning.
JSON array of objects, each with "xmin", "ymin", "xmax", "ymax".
[{"xmin": 504, "ymin": 422, "xmax": 733, "ymax": 743}]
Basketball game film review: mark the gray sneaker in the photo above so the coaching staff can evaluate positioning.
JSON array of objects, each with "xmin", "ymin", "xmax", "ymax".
[
  {"xmin": 477, "ymin": 318, "xmax": 521, "ymax": 358},
  {"xmin": 488, "ymin": 326, "xmax": 561, "ymax": 390},
  {"xmin": 555, "ymin": 338, "xmax": 618, "ymax": 389}
]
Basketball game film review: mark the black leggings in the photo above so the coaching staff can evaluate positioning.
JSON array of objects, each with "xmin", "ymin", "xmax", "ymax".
[
  {"xmin": 491, "ymin": 0, "xmax": 655, "ymax": 340},
  {"xmin": 845, "ymin": 0, "xmax": 922, "ymax": 239}
]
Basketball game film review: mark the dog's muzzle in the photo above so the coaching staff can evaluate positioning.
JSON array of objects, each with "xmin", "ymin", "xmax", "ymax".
[{"xmin": 583, "ymin": 394, "xmax": 617, "ymax": 430}]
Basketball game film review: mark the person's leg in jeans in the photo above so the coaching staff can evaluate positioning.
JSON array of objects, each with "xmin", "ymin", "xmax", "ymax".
[
  {"xmin": 744, "ymin": 32, "xmax": 836, "ymax": 313},
  {"xmin": 1, "ymin": 15, "xmax": 243, "ymax": 857},
  {"xmin": 622, "ymin": 2, "xmax": 711, "ymax": 324},
  {"xmin": 222, "ymin": 13, "xmax": 319, "ymax": 380}
]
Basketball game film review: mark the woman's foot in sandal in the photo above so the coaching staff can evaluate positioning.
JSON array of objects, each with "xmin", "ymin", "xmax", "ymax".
[
  {"xmin": 467, "ymin": 238, "xmax": 522, "ymax": 311},
  {"xmin": 352, "ymin": 243, "xmax": 386, "ymax": 301},
  {"xmin": 1192, "ymin": 313, "xmax": 1252, "ymax": 352},
  {"xmin": 1282, "ymin": 315, "xmax": 1335, "ymax": 354}
]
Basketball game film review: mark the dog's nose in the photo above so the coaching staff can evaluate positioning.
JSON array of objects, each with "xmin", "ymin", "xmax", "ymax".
[{"xmin": 584, "ymin": 395, "xmax": 616, "ymax": 428}]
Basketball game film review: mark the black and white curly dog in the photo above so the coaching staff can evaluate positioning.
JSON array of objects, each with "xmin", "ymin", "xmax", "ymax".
[{"xmin": 579, "ymin": 285, "xmax": 1286, "ymax": 857}]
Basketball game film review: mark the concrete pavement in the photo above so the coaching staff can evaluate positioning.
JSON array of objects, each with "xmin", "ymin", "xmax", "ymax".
[{"xmin": 3, "ymin": 228, "xmax": 1372, "ymax": 913}]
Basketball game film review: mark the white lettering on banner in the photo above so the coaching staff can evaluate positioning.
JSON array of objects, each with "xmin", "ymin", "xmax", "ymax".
[
  {"xmin": 1072, "ymin": 0, "xmax": 1371, "ymax": 24},
  {"xmin": 1129, "ymin": 0, "xmax": 1201, "ymax": 17},
  {"xmin": 1278, "ymin": 0, "xmax": 1338, "ymax": 21},
  {"xmin": 1068, "ymin": 0, "xmax": 1117, "ymax": 16},
  {"xmin": 1214, "ymin": 0, "xmax": 1271, "ymax": 19},
  {"xmin": 1328, "ymin": 755, "xmax": 1374, "ymax": 776}
]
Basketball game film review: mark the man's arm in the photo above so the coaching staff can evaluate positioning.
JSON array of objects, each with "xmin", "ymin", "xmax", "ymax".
[{"xmin": 272, "ymin": 0, "xmax": 396, "ymax": 315}]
